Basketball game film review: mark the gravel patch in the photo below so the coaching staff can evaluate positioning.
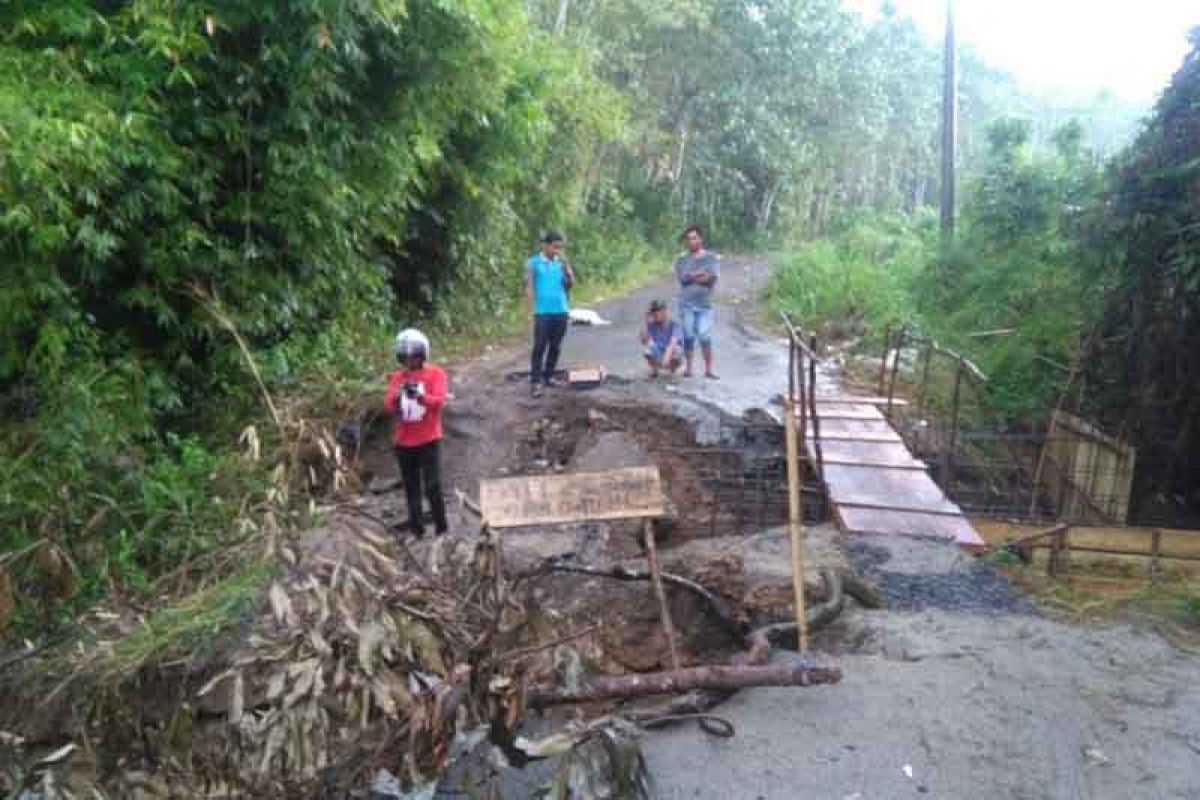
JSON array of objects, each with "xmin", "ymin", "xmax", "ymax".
[{"xmin": 846, "ymin": 537, "xmax": 1036, "ymax": 615}]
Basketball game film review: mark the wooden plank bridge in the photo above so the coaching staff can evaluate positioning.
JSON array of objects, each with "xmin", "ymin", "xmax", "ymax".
[
  {"xmin": 805, "ymin": 398, "xmax": 986, "ymax": 551},
  {"xmin": 781, "ymin": 314, "xmax": 986, "ymax": 551}
]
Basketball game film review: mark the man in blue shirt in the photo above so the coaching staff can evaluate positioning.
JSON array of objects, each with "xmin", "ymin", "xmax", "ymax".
[
  {"xmin": 673, "ymin": 225, "xmax": 720, "ymax": 379},
  {"xmin": 525, "ymin": 230, "xmax": 575, "ymax": 397},
  {"xmin": 640, "ymin": 299, "xmax": 683, "ymax": 378}
]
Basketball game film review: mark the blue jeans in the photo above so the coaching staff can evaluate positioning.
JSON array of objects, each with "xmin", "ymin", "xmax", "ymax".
[
  {"xmin": 678, "ymin": 304, "xmax": 714, "ymax": 353},
  {"xmin": 643, "ymin": 342, "xmax": 683, "ymax": 368},
  {"xmin": 531, "ymin": 313, "xmax": 569, "ymax": 384}
]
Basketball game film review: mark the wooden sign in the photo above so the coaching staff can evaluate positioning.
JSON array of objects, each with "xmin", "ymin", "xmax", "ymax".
[{"xmin": 479, "ymin": 466, "xmax": 664, "ymax": 528}]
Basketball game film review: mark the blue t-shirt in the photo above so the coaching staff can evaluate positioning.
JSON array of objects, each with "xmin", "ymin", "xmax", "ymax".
[
  {"xmin": 646, "ymin": 319, "xmax": 682, "ymax": 351},
  {"xmin": 526, "ymin": 253, "xmax": 570, "ymax": 315}
]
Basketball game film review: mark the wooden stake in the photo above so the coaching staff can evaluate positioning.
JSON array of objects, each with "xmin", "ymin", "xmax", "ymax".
[
  {"xmin": 643, "ymin": 518, "xmax": 681, "ymax": 671},
  {"xmin": 1150, "ymin": 529, "xmax": 1163, "ymax": 583},
  {"xmin": 808, "ymin": 334, "xmax": 825, "ymax": 488},
  {"xmin": 783, "ymin": 395, "xmax": 809, "ymax": 653},
  {"xmin": 942, "ymin": 357, "xmax": 964, "ymax": 488},
  {"xmin": 877, "ymin": 324, "xmax": 892, "ymax": 395},
  {"xmin": 885, "ymin": 326, "xmax": 904, "ymax": 420}
]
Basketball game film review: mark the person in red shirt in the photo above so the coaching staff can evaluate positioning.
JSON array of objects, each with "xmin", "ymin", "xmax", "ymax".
[{"xmin": 383, "ymin": 328, "xmax": 449, "ymax": 537}]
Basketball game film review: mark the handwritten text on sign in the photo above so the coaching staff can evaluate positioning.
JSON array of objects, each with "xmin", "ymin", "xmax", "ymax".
[{"xmin": 479, "ymin": 466, "xmax": 664, "ymax": 528}]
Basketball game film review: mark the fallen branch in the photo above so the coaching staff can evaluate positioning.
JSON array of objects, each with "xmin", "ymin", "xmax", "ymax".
[
  {"xmin": 624, "ymin": 574, "xmax": 844, "ymax": 727},
  {"xmin": 537, "ymin": 561, "xmax": 742, "ymax": 637},
  {"xmin": 526, "ymin": 656, "xmax": 841, "ymax": 708},
  {"xmin": 498, "ymin": 624, "xmax": 601, "ymax": 662}
]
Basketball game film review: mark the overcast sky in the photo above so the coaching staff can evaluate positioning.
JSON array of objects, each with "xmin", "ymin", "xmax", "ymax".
[{"xmin": 844, "ymin": 0, "xmax": 1197, "ymax": 103}]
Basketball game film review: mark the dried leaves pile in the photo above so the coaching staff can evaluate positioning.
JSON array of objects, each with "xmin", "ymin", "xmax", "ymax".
[
  {"xmin": 2, "ymin": 513, "xmax": 565, "ymax": 799},
  {"xmin": 3, "ymin": 502, "xmax": 843, "ymax": 799},
  {"xmin": 178, "ymin": 520, "xmax": 534, "ymax": 798}
]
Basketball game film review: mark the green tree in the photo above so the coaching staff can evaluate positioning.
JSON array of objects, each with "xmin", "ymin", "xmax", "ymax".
[
  {"xmin": 1082, "ymin": 31, "xmax": 1200, "ymax": 523},
  {"xmin": 917, "ymin": 117, "xmax": 1105, "ymax": 418},
  {"xmin": 0, "ymin": 0, "xmax": 635, "ymax": 618}
]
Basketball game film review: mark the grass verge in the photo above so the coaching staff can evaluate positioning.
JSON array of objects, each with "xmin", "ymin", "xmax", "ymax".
[
  {"xmin": 101, "ymin": 560, "xmax": 271, "ymax": 681},
  {"xmin": 764, "ymin": 215, "xmax": 930, "ymax": 342}
]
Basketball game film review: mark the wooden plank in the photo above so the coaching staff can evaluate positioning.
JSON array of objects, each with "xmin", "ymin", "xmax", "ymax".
[
  {"xmin": 837, "ymin": 506, "xmax": 985, "ymax": 550},
  {"xmin": 810, "ymin": 417, "xmax": 897, "ymax": 435},
  {"xmin": 1037, "ymin": 551, "xmax": 1200, "ymax": 577},
  {"xmin": 818, "ymin": 402, "xmax": 885, "ymax": 416},
  {"xmin": 970, "ymin": 519, "xmax": 1200, "ymax": 560},
  {"xmin": 1020, "ymin": 543, "xmax": 1200, "ymax": 562},
  {"xmin": 970, "ymin": 518, "xmax": 1054, "ymax": 547},
  {"xmin": 817, "ymin": 409, "xmax": 887, "ymax": 421},
  {"xmin": 814, "ymin": 396, "xmax": 909, "ymax": 407},
  {"xmin": 805, "ymin": 432, "xmax": 904, "ymax": 443},
  {"xmin": 1060, "ymin": 527, "xmax": 1200, "ymax": 561},
  {"xmin": 480, "ymin": 466, "xmax": 663, "ymax": 528},
  {"xmin": 807, "ymin": 439, "xmax": 925, "ymax": 468},
  {"xmin": 819, "ymin": 460, "xmax": 927, "ymax": 471},
  {"xmin": 822, "ymin": 464, "xmax": 961, "ymax": 515},
  {"xmin": 836, "ymin": 500, "xmax": 966, "ymax": 519}
]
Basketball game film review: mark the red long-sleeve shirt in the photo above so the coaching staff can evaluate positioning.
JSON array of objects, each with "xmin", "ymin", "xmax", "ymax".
[{"xmin": 384, "ymin": 364, "xmax": 448, "ymax": 447}]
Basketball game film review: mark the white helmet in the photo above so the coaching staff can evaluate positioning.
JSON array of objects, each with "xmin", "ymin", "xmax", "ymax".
[{"xmin": 393, "ymin": 328, "xmax": 430, "ymax": 360}]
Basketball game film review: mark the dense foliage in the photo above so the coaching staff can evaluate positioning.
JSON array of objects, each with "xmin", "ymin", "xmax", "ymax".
[
  {"xmin": 0, "ymin": 0, "xmax": 632, "ymax": 619},
  {"xmin": 769, "ymin": 30, "xmax": 1200, "ymax": 525},
  {"xmin": 0, "ymin": 0, "xmax": 1164, "ymax": 628},
  {"xmin": 915, "ymin": 117, "xmax": 1106, "ymax": 419},
  {"xmin": 1082, "ymin": 33, "xmax": 1200, "ymax": 524},
  {"xmin": 529, "ymin": 0, "xmax": 1139, "ymax": 244},
  {"xmin": 770, "ymin": 115, "xmax": 1106, "ymax": 424}
]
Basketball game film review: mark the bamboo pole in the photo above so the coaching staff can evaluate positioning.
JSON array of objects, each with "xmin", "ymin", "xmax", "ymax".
[
  {"xmin": 783, "ymin": 393, "xmax": 809, "ymax": 653},
  {"xmin": 877, "ymin": 324, "xmax": 892, "ymax": 395},
  {"xmin": 1150, "ymin": 529, "xmax": 1162, "ymax": 583},
  {"xmin": 808, "ymin": 334, "xmax": 825, "ymax": 489},
  {"xmin": 1029, "ymin": 366, "xmax": 1079, "ymax": 518},
  {"xmin": 644, "ymin": 518, "xmax": 681, "ymax": 671},
  {"xmin": 885, "ymin": 325, "xmax": 905, "ymax": 420},
  {"xmin": 942, "ymin": 357, "xmax": 965, "ymax": 489},
  {"xmin": 916, "ymin": 341, "xmax": 934, "ymax": 452}
]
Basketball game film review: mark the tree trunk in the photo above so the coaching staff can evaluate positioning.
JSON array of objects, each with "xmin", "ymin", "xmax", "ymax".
[
  {"xmin": 526, "ymin": 657, "xmax": 841, "ymax": 708},
  {"xmin": 554, "ymin": 0, "xmax": 571, "ymax": 34}
]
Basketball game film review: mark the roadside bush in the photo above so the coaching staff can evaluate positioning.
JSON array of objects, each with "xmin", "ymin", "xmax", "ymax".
[
  {"xmin": 766, "ymin": 213, "xmax": 930, "ymax": 338},
  {"xmin": 0, "ymin": 1, "xmax": 656, "ymax": 630}
]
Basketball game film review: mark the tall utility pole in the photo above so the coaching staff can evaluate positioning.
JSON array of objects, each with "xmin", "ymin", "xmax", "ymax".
[{"xmin": 940, "ymin": 0, "xmax": 957, "ymax": 243}]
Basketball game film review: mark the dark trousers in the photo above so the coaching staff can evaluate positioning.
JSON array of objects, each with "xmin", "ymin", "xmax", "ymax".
[
  {"xmin": 530, "ymin": 313, "xmax": 569, "ymax": 384},
  {"xmin": 395, "ymin": 440, "xmax": 448, "ymax": 535}
]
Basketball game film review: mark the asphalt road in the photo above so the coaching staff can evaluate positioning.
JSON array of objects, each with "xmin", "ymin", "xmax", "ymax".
[{"xmin": 503, "ymin": 254, "xmax": 821, "ymax": 418}]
